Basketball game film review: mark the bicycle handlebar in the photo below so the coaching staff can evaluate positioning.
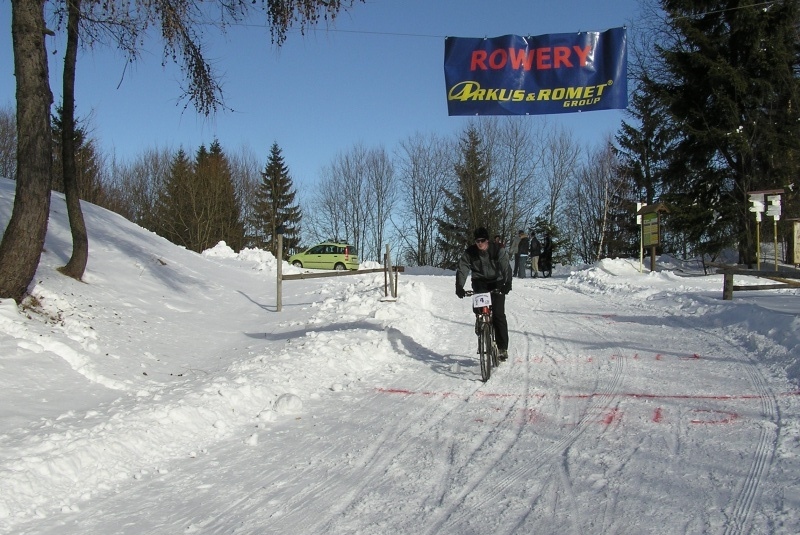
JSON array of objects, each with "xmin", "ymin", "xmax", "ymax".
[{"xmin": 464, "ymin": 290, "xmax": 501, "ymax": 296}]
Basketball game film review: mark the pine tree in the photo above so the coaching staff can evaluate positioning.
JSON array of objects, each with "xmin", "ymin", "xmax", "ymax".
[
  {"xmin": 654, "ymin": 0, "xmax": 800, "ymax": 263},
  {"xmin": 614, "ymin": 79, "xmax": 675, "ymax": 256},
  {"xmin": 196, "ymin": 140, "xmax": 244, "ymax": 252},
  {"xmin": 248, "ymin": 142, "xmax": 302, "ymax": 258},
  {"xmin": 156, "ymin": 148, "xmax": 195, "ymax": 249},
  {"xmin": 436, "ymin": 125, "xmax": 501, "ymax": 267},
  {"xmin": 615, "ymin": 77, "xmax": 673, "ymax": 206}
]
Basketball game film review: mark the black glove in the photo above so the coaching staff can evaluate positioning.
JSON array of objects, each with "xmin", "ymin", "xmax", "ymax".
[
  {"xmin": 502, "ymin": 282, "xmax": 512, "ymax": 295},
  {"xmin": 455, "ymin": 285, "xmax": 466, "ymax": 299}
]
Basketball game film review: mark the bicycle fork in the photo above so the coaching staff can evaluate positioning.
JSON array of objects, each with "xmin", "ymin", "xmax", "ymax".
[{"xmin": 475, "ymin": 308, "xmax": 492, "ymax": 335}]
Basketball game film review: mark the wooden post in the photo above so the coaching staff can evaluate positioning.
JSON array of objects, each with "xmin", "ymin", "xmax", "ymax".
[
  {"xmin": 756, "ymin": 221, "xmax": 761, "ymax": 271},
  {"xmin": 774, "ymin": 219, "xmax": 779, "ymax": 271},
  {"xmin": 383, "ymin": 253, "xmax": 388, "ymax": 297},
  {"xmin": 385, "ymin": 244, "xmax": 396, "ymax": 298},
  {"xmin": 276, "ymin": 232, "xmax": 283, "ymax": 312},
  {"xmin": 722, "ymin": 272, "xmax": 734, "ymax": 300}
]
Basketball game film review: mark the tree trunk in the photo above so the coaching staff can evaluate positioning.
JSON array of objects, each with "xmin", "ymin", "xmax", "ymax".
[
  {"xmin": 58, "ymin": 0, "xmax": 88, "ymax": 280},
  {"xmin": 0, "ymin": 0, "xmax": 53, "ymax": 303}
]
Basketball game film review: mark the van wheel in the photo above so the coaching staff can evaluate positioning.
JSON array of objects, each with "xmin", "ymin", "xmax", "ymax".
[
  {"xmin": 334, "ymin": 263, "xmax": 346, "ymax": 271},
  {"xmin": 292, "ymin": 261, "xmax": 303, "ymax": 268}
]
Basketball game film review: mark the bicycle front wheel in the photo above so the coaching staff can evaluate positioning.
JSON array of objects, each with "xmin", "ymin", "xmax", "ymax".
[{"xmin": 479, "ymin": 324, "xmax": 492, "ymax": 382}]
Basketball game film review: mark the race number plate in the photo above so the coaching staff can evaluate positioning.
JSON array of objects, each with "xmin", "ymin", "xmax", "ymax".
[{"xmin": 471, "ymin": 292, "xmax": 492, "ymax": 308}]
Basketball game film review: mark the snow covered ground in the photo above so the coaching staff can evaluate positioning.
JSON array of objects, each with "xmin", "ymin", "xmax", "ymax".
[{"xmin": 1, "ymin": 176, "xmax": 799, "ymax": 535}]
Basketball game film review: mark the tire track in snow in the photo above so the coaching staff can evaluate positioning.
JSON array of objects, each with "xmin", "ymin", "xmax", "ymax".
[
  {"xmin": 425, "ymin": 287, "xmax": 628, "ymax": 534},
  {"xmin": 274, "ymin": 305, "xmax": 523, "ymax": 534},
  {"xmin": 510, "ymin": 285, "xmax": 631, "ymax": 534},
  {"xmin": 279, "ymin": 376, "xmax": 457, "ymax": 533},
  {"xmin": 625, "ymin": 300, "xmax": 780, "ymax": 535},
  {"xmin": 419, "ymin": 307, "xmax": 544, "ymax": 532},
  {"xmin": 685, "ymin": 326, "xmax": 780, "ymax": 535}
]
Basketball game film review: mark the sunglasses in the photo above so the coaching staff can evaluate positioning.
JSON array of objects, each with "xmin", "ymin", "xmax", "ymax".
[{"xmin": 475, "ymin": 238, "xmax": 488, "ymax": 244}]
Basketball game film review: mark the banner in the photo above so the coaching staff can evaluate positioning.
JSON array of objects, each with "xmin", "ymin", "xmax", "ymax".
[{"xmin": 444, "ymin": 27, "xmax": 627, "ymax": 116}]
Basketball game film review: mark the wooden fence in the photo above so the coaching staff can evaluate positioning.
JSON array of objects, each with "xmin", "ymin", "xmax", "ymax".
[
  {"xmin": 276, "ymin": 241, "xmax": 400, "ymax": 311},
  {"xmin": 713, "ymin": 265, "xmax": 800, "ymax": 300}
]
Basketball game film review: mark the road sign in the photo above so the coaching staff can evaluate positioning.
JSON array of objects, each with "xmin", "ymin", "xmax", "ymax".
[
  {"xmin": 642, "ymin": 212, "xmax": 659, "ymax": 247},
  {"xmin": 766, "ymin": 195, "xmax": 781, "ymax": 220}
]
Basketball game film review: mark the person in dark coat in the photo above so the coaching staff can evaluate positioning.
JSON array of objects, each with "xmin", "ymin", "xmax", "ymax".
[
  {"xmin": 529, "ymin": 232, "xmax": 542, "ymax": 278},
  {"xmin": 455, "ymin": 227, "xmax": 513, "ymax": 360},
  {"xmin": 509, "ymin": 231, "xmax": 520, "ymax": 277},
  {"xmin": 540, "ymin": 233, "xmax": 553, "ymax": 277},
  {"xmin": 517, "ymin": 230, "xmax": 529, "ymax": 278}
]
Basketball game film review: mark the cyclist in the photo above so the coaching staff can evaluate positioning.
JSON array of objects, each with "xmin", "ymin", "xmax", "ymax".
[{"xmin": 455, "ymin": 227, "xmax": 513, "ymax": 360}]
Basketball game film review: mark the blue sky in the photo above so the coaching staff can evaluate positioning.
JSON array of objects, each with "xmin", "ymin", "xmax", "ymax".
[{"xmin": 1, "ymin": 0, "xmax": 642, "ymax": 187}]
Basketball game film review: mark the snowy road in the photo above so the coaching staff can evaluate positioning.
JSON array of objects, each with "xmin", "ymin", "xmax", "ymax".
[
  {"xmin": 1, "ymin": 181, "xmax": 797, "ymax": 534},
  {"xmin": 13, "ymin": 266, "xmax": 797, "ymax": 535}
]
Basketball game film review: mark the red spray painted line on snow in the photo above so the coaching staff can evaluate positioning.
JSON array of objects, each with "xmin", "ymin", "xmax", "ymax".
[
  {"xmin": 562, "ymin": 392, "xmax": 798, "ymax": 401},
  {"xmin": 376, "ymin": 388, "xmax": 800, "ymax": 400},
  {"xmin": 377, "ymin": 388, "xmax": 414, "ymax": 395}
]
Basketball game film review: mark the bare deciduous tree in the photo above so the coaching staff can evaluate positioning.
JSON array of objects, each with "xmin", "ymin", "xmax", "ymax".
[
  {"xmin": 395, "ymin": 132, "xmax": 453, "ymax": 266},
  {"xmin": 478, "ymin": 116, "xmax": 547, "ymax": 241},
  {"xmin": 363, "ymin": 145, "xmax": 395, "ymax": 263},
  {"xmin": 0, "ymin": 0, "xmax": 54, "ymax": 303},
  {"xmin": 307, "ymin": 165, "xmax": 347, "ymax": 245},
  {"xmin": 306, "ymin": 144, "xmax": 396, "ymax": 263},
  {"xmin": 542, "ymin": 126, "xmax": 581, "ymax": 230},
  {"xmin": 56, "ymin": 0, "xmax": 89, "ymax": 280},
  {"xmin": 324, "ymin": 145, "xmax": 369, "ymax": 258},
  {"xmin": 229, "ymin": 144, "xmax": 261, "ymax": 245},
  {"xmin": 105, "ymin": 146, "xmax": 174, "ymax": 230},
  {"xmin": 566, "ymin": 140, "xmax": 627, "ymax": 263}
]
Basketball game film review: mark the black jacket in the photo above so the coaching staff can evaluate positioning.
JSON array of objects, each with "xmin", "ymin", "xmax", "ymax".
[
  {"xmin": 456, "ymin": 242, "xmax": 512, "ymax": 291},
  {"xmin": 529, "ymin": 236, "xmax": 541, "ymax": 256},
  {"xmin": 518, "ymin": 236, "xmax": 529, "ymax": 255}
]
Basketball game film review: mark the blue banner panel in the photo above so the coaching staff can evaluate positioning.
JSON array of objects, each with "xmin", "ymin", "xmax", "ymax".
[{"xmin": 444, "ymin": 27, "xmax": 627, "ymax": 116}]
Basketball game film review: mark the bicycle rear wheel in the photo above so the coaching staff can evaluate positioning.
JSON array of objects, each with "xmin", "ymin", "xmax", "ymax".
[{"xmin": 479, "ymin": 323, "xmax": 492, "ymax": 382}]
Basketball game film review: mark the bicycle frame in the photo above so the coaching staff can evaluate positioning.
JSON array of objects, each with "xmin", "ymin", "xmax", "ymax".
[{"xmin": 465, "ymin": 291, "xmax": 498, "ymax": 381}]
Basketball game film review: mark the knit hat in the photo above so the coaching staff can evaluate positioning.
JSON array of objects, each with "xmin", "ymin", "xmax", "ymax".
[{"xmin": 474, "ymin": 227, "xmax": 490, "ymax": 240}]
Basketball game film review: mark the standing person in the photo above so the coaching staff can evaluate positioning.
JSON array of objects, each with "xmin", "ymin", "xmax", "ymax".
[
  {"xmin": 509, "ymin": 231, "xmax": 520, "ymax": 277},
  {"xmin": 540, "ymin": 233, "xmax": 553, "ymax": 277},
  {"xmin": 517, "ymin": 230, "xmax": 530, "ymax": 279},
  {"xmin": 493, "ymin": 234, "xmax": 504, "ymax": 247},
  {"xmin": 455, "ymin": 227, "xmax": 513, "ymax": 361},
  {"xmin": 529, "ymin": 232, "xmax": 541, "ymax": 278}
]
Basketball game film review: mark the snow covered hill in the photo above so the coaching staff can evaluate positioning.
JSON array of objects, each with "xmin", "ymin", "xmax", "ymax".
[{"xmin": 1, "ymin": 177, "xmax": 799, "ymax": 534}]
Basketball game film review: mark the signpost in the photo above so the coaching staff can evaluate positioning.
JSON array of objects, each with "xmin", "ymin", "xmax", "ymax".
[
  {"xmin": 276, "ymin": 224, "xmax": 285, "ymax": 311},
  {"xmin": 767, "ymin": 194, "xmax": 781, "ymax": 271},
  {"xmin": 637, "ymin": 202, "xmax": 646, "ymax": 273},
  {"xmin": 636, "ymin": 203, "xmax": 668, "ymax": 272},
  {"xmin": 748, "ymin": 193, "xmax": 765, "ymax": 270},
  {"xmin": 748, "ymin": 189, "xmax": 783, "ymax": 271}
]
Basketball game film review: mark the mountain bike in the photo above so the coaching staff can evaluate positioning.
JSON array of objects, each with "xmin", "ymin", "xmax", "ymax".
[{"xmin": 465, "ymin": 291, "xmax": 499, "ymax": 382}]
